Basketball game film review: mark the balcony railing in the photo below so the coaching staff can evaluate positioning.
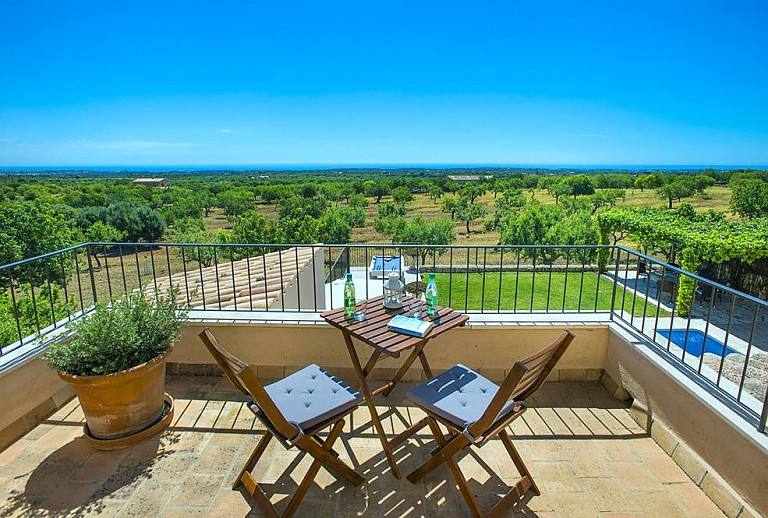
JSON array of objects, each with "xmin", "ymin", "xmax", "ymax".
[{"xmin": 1, "ymin": 242, "xmax": 766, "ymax": 433}]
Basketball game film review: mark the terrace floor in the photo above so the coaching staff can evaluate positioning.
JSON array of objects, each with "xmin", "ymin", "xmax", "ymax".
[{"xmin": 0, "ymin": 376, "xmax": 725, "ymax": 517}]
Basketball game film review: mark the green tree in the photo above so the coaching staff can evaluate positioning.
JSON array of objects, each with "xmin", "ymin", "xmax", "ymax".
[
  {"xmin": 563, "ymin": 174, "xmax": 595, "ymax": 196},
  {"xmin": 364, "ymin": 181, "xmax": 389, "ymax": 203},
  {"xmin": 339, "ymin": 206, "xmax": 367, "ymax": 228},
  {"xmin": 458, "ymin": 184, "xmax": 486, "ymax": 203},
  {"xmin": 655, "ymin": 179, "xmax": 696, "ymax": 209},
  {"xmin": 427, "ymin": 184, "xmax": 443, "ymax": 203},
  {"xmin": 441, "ymin": 197, "xmax": 459, "ymax": 219},
  {"xmin": 391, "ymin": 186, "xmax": 414, "ymax": 205},
  {"xmin": 105, "ymin": 203, "xmax": 166, "ymax": 242},
  {"xmin": 318, "ymin": 210, "xmax": 352, "ymax": 244},
  {"xmin": 0, "ymin": 203, "xmax": 76, "ymax": 286},
  {"xmin": 730, "ymin": 179, "xmax": 768, "ymax": 219},
  {"xmin": 550, "ymin": 182, "xmax": 573, "ymax": 204},
  {"xmin": 223, "ymin": 211, "xmax": 286, "ymax": 258},
  {"xmin": 166, "ymin": 218, "xmax": 218, "ymax": 267},
  {"xmin": 217, "ymin": 189, "xmax": 254, "ymax": 220},
  {"xmin": 348, "ymin": 193, "xmax": 369, "ymax": 209},
  {"xmin": 278, "ymin": 196, "xmax": 329, "ymax": 220},
  {"xmin": 385, "ymin": 216, "xmax": 456, "ymax": 264},
  {"xmin": 86, "ymin": 222, "xmax": 126, "ymax": 267},
  {"xmin": 634, "ymin": 173, "xmax": 663, "ymax": 192},
  {"xmin": 454, "ymin": 199, "xmax": 487, "ymax": 234}
]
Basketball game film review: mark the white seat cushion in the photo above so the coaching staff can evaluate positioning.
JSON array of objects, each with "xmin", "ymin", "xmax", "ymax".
[
  {"xmin": 408, "ymin": 364, "xmax": 517, "ymax": 430},
  {"xmin": 264, "ymin": 364, "xmax": 362, "ymax": 431}
]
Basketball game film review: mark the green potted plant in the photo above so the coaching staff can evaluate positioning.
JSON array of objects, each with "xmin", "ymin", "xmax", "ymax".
[{"xmin": 45, "ymin": 290, "xmax": 187, "ymax": 449}]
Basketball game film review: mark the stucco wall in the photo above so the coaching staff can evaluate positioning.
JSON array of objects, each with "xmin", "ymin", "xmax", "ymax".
[
  {"xmin": 0, "ymin": 358, "xmax": 72, "ymax": 448},
  {"xmin": 169, "ymin": 322, "xmax": 609, "ymax": 383},
  {"xmin": 277, "ymin": 247, "xmax": 326, "ymax": 311}
]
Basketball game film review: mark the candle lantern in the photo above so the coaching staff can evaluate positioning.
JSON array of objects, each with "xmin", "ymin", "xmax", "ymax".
[{"xmin": 383, "ymin": 272, "xmax": 404, "ymax": 309}]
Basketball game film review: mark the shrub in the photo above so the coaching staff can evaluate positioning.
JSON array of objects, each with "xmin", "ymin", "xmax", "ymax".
[{"xmin": 44, "ymin": 290, "xmax": 187, "ymax": 376}]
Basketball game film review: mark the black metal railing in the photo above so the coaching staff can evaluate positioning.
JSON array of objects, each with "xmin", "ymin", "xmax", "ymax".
[
  {"xmin": 610, "ymin": 246, "xmax": 768, "ymax": 434},
  {"xmin": 0, "ymin": 241, "xmax": 766, "ymax": 433}
]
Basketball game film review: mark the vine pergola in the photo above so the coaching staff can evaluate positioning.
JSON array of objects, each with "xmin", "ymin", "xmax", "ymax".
[{"xmin": 597, "ymin": 207, "xmax": 768, "ymax": 315}]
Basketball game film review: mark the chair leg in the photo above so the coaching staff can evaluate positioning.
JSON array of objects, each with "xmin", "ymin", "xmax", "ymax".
[
  {"xmin": 284, "ymin": 419, "xmax": 358, "ymax": 517},
  {"xmin": 234, "ymin": 431, "xmax": 273, "ymax": 490},
  {"xmin": 235, "ymin": 431, "xmax": 279, "ymax": 517},
  {"xmin": 407, "ymin": 420, "xmax": 471, "ymax": 483},
  {"xmin": 296, "ymin": 420, "xmax": 365, "ymax": 486},
  {"xmin": 427, "ymin": 418, "xmax": 483, "ymax": 518},
  {"xmin": 499, "ymin": 430, "xmax": 539, "ymax": 496}
]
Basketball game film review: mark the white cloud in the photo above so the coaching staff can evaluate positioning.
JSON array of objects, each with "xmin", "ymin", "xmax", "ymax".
[
  {"xmin": 561, "ymin": 133, "xmax": 608, "ymax": 138},
  {"xmin": 217, "ymin": 128, "xmax": 235, "ymax": 134},
  {"xmin": 0, "ymin": 137, "xmax": 15, "ymax": 144}
]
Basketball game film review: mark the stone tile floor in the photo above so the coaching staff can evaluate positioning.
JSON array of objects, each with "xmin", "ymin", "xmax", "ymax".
[{"xmin": 0, "ymin": 376, "xmax": 725, "ymax": 517}]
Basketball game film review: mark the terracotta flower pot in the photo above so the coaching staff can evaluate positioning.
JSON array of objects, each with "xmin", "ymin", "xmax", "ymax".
[{"xmin": 58, "ymin": 348, "xmax": 172, "ymax": 442}]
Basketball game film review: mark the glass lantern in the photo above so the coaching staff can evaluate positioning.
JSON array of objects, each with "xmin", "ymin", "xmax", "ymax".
[{"xmin": 383, "ymin": 272, "xmax": 404, "ymax": 309}]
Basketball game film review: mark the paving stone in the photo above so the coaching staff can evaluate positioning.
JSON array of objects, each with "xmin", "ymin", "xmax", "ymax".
[
  {"xmin": 117, "ymin": 481, "xmax": 176, "ymax": 517},
  {"xmin": 531, "ymin": 462, "xmax": 586, "ymax": 493},
  {"xmin": 636, "ymin": 490, "xmax": 689, "ymax": 516},
  {"xmin": 667, "ymin": 482, "xmax": 726, "ymax": 517},
  {"xmin": 643, "ymin": 452, "xmax": 693, "ymax": 484},
  {"xmin": 613, "ymin": 462, "xmax": 663, "ymax": 493},
  {"xmin": 0, "ymin": 378, "xmax": 731, "ymax": 518},
  {"xmin": 170, "ymin": 473, "xmax": 224, "ymax": 507},
  {"xmin": 547, "ymin": 491, "xmax": 600, "ymax": 517},
  {"xmin": 583, "ymin": 477, "xmax": 640, "ymax": 513},
  {"xmin": 569, "ymin": 449, "xmax": 618, "ymax": 479}
]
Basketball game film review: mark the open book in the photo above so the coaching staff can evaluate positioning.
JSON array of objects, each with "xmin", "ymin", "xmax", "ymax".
[{"xmin": 388, "ymin": 315, "xmax": 435, "ymax": 338}]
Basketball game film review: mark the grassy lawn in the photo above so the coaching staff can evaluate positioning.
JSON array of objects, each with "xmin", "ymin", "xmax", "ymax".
[{"xmin": 434, "ymin": 271, "xmax": 665, "ymax": 316}]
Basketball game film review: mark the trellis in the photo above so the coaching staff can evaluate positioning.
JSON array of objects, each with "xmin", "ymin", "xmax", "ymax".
[{"xmin": 597, "ymin": 207, "xmax": 768, "ymax": 315}]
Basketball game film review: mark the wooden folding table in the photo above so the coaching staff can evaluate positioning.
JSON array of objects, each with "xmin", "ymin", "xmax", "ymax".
[{"xmin": 321, "ymin": 295, "xmax": 468, "ymax": 479}]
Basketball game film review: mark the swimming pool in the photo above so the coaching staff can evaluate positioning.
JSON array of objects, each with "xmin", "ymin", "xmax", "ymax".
[{"xmin": 656, "ymin": 329, "xmax": 742, "ymax": 358}]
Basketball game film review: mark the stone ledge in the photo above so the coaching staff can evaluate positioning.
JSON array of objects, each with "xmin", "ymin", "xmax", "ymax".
[{"xmin": 0, "ymin": 384, "xmax": 74, "ymax": 451}]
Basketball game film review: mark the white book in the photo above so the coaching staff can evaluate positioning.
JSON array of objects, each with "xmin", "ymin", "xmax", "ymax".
[{"xmin": 388, "ymin": 315, "xmax": 435, "ymax": 338}]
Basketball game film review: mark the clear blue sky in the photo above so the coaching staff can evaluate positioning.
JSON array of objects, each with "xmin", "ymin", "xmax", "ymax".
[{"xmin": 1, "ymin": 1, "xmax": 767, "ymax": 167}]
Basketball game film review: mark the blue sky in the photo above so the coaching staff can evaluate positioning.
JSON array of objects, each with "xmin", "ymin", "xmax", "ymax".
[{"xmin": 1, "ymin": 1, "xmax": 767, "ymax": 167}]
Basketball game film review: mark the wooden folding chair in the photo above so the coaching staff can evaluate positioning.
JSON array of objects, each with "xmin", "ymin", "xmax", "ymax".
[
  {"xmin": 403, "ymin": 331, "xmax": 574, "ymax": 518},
  {"xmin": 198, "ymin": 329, "xmax": 364, "ymax": 518}
]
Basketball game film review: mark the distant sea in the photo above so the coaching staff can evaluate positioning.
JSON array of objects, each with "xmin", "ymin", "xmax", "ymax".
[{"xmin": 0, "ymin": 163, "xmax": 764, "ymax": 174}]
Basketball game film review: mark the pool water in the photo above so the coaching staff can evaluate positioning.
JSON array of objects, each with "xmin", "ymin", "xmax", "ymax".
[{"xmin": 657, "ymin": 329, "xmax": 742, "ymax": 358}]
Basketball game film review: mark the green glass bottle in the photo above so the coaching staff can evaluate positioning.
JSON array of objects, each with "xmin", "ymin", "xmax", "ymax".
[
  {"xmin": 344, "ymin": 273, "xmax": 355, "ymax": 319},
  {"xmin": 425, "ymin": 272, "xmax": 438, "ymax": 316}
]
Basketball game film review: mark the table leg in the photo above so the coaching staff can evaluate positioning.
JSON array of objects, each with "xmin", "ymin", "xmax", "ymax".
[
  {"xmin": 342, "ymin": 331, "xmax": 402, "ymax": 479},
  {"xmin": 418, "ymin": 349, "xmax": 434, "ymax": 379},
  {"xmin": 362, "ymin": 349, "xmax": 382, "ymax": 380},
  {"xmin": 383, "ymin": 340, "xmax": 429, "ymax": 397}
]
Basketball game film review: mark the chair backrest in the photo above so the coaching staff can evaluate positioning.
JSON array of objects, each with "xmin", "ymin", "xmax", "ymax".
[
  {"xmin": 469, "ymin": 330, "xmax": 574, "ymax": 437},
  {"xmin": 198, "ymin": 328, "xmax": 299, "ymax": 440}
]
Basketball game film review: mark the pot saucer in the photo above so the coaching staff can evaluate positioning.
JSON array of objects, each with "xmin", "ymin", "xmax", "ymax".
[{"xmin": 83, "ymin": 393, "xmax": 174, "ymax": 450}]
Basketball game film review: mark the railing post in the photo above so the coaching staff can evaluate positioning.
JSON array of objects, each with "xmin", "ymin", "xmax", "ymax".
[
  {"xmin": 609, "ymin": 247, "xmax": 622, "ymax": 320},
  {"xmin": 760, "ymin": 386, "xmax": 768, "ymax": 434},
  {"xmin": 86, "ymin": 244, "xmax": 98, "ymax": 304}
]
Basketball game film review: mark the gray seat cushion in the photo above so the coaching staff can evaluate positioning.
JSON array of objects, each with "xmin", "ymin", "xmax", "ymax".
[
  {"xmin": 263, "ymin": 364, "xmax": 363, "ymax": 431},
  {"xmin": 408, "ymin": 364, "xmax": 517, "ymax": 431}
]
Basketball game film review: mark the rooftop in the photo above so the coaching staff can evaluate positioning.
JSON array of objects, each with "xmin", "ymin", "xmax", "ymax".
[{"xmin": 0, "ymin": 377, "xmax": 725, "ymax": 517}]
